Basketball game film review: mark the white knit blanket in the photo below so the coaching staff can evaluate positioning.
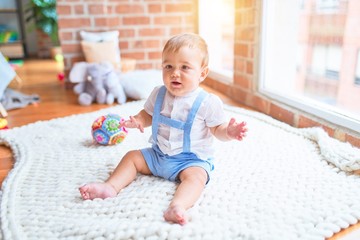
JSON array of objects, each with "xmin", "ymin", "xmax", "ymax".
[{"xmin": 1, "ymin": 100, "xmax": 360, "ymax": 240}]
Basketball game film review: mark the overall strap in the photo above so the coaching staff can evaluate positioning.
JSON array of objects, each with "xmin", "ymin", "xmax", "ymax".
[
  {"xmin": 182, "ymin": 90, "xmax": 207, "ymax": 152},
  {"xmin": 152, "ymin": 86, "xmax": 166, "ymax": 143}
]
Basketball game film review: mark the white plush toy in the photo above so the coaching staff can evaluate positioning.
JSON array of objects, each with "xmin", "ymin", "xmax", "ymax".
[{"xmin": 69, "ymin": 61, "xmax": 126, "ymax": 106}]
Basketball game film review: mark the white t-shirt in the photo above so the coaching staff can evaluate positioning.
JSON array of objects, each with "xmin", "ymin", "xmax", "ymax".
[{"xmin": 144, "ymin": 86, "xmax": 226, "ymax": 160}]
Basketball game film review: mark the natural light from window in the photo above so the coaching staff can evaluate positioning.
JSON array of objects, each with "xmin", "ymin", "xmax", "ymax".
[
  {"xmin": 260, "ymin": 0, "xmax": 360, "ymax": 132},
  {"xmin": 198, "ymin": 0, "xmax": 234, "ymax": 82}
]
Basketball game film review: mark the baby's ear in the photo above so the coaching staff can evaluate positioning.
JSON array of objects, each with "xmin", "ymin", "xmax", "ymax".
[{"xmin": 200, "ymin": 66, "xmax": 209, "ymax": 82}]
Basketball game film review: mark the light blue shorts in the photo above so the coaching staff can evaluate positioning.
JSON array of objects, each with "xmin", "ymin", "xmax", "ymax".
[{"xmin": 140, "ymin": 145, "xmax": 214, "ymax": 183}]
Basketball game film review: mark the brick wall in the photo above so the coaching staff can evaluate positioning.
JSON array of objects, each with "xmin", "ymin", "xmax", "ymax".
[
  {"xmin": 56, "ymin": 0, "xmax": 360, "ymax": 147},
  {"xmin": 57, "ymin": 0, "xmax": 197, "ymax": 75}
]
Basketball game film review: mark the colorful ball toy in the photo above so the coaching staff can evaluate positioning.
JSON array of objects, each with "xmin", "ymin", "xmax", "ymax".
[{"xmin": 91, "ymin": 114, "xmax": 128, "ymax": 145}]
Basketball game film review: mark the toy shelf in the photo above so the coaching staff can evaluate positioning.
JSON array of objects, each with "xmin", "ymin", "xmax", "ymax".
[{"xmin": 0, "ymin": 0, "xmax": 26, "ymax": 59}]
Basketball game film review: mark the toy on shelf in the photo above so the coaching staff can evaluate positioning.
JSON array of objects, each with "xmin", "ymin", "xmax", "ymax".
[
  {"xmin": 57, "ymin": 72, "xmax": 65, "ymax": 82},
  {"xmin": 91, "ymin": 114, "xmax": 128, "ymax": 145},
  {"xmin": 0, "ymin": 30, "xmax": 19, "ymax": 43},
  {"xmin": 0, "ymin": 118, "xmax": 9, "ymax": 130},
  {"xmin": 54, "ymin": 53, "xmax": 64, "ymax": 63}
]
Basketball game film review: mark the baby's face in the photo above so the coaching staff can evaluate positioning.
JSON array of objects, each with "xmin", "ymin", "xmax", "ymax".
[{"xmin": 162, "ymin": 46, "xmax": 208, "ymax": 97}]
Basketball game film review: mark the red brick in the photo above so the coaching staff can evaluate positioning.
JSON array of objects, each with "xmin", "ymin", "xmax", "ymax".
[
  {"xmin": 148, "ymin": 51, "xmax": 162, "ymax": 59},
  {"xmin": 252, "ymin": 95, "xmax": 269, "ymax": 114},
  {"xmin": 229, "ymin": 86, "xmax": 247, "ymax": 104},
  {"xmin": 59, "ymin": 31, "xmax": 73, "ymax": 41},
  {"xmin": 249, "ymin": 44, "xmax": 255, "ymax": 58},
  {"xmin": 57, "ymin": 6, "xmax": 71, "ymax": 15},
  {"xmin": 203, "ymin": 77, "xmax": 228, "ymax": 95},
  {"xmin": 61, "ymin": 43, "xmax": 82, "ymax": 54},
  {"xmin": 139, "ymin": 28, "xmax": 165, "ymax": 37},
  {"xmin": 88, "ymin": 4, "xmax": 109, "ymax": 14},
  {"xmin": 245, "ymin": 11, "xmax": 255, "ymax": 25},
  {"xmin": 58, "ymin": 18, "xmax": 91, "ymax": 29},
  {"xmin": 269, "ymin": 104, "xmax": 295, "ymax": 126},
  {"xmin": 134, "ymin": 40, "xmax": 161, "ymax": 49},
  {"xmin": 234, "ymin": 74, "xmax": 251, "ymax": 89},
  {"xmin": 345, "ymin": 133, "xmax": 360, "ymax": 148},
  {"xmin": 73, "ymin": 5, "xmax": 85, "ymax": 14},
  {"xmin": 246, "ymin": 60, "xmax": 253, "ymax": 74},
  {"xmin": 82, "ymin": 0, "xmax": 107, "ymax": 2},
  {"xmin": 69, "ymin": 56, "xmax": 86, "ymax": 66},
  {"xmin": 154, "ymin": 16, "xmax": 183, "ymax": 25},
  {"xmin": 122, "ymin": 52, "xmax": 145, "ymax": 60},
  {"xmin": 115, "ymin": 4, "xmax": 144, "ymax": 14},
  {"xmin": 58, "ymin": 0, "xmax": 80, "ymax": 2},
  {"xmin": 236, "ymin": 0, "xmax": 254, "ymax": 8},
  {"xmin": 298, "ymin": 115, "xmax": 335, "ymax": 137},
  {"xmin": 137, "ymin": 63, "xmax": 154, "ymax": 70},
  {"xmin": 234, "ymin": 43, "xmax": 248, "ymax": 58},
  {"xmin": 236, "ymin": 27, "xmax": 254, "ymax": 42},
  {"xmin": 170, "ymin": 27, "xmax": 195, "ymax": 35},
  {"xmin": 235, "ymin": 12, "xmax": 242, "ymax": 25},
  {"xmin": 184, "ymin": 15, "xmax": 196, "ymax": 24},
  {"xmin": 148, "ymin": 4, "xmax": 162, "ymax": 13},
  {"xmin": 119, "ymin": 29, "xmax": 136, "ymax": 38},
  {"xmin": 236, "ymin": 10, "xmax": 255, "ymax": 26},
  {"xmin": 234, "ymin": 58, "xmax": 246, "ymax": 72},
  {"xmin": 95, "ymin": 17, "xmax": 120, "ymax": 27},
  {"xmin": 119, "ymin": 41, "xmax": 129, "ymax": 50},
  {"xmin": 123, "ymin": 16, "xmax": 150, "ymax": 25},
  {"xmin": 165, "ymin": 3, "xmax": 192, "ymax": 12}
]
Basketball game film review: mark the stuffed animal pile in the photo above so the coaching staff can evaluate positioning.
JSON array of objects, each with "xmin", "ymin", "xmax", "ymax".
[{"xmin": 69, "ymin": 62, "xmax": 126, "ymax": 106}]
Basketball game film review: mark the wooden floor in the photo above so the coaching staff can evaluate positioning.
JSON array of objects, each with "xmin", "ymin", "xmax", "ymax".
[{"xmin": 0, "ymin": 59, "xmax": 358, "ymax": 240}]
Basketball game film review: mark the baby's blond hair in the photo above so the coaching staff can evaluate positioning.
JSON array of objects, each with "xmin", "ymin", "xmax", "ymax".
[{"xmin": 162, "ymin": 33, "xmax": 209, "ymax": 67}]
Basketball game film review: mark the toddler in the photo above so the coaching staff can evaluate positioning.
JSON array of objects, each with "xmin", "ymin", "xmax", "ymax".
[{"xmin": 79, "ymin": 33, "xmax": 247, "ymax": 225}]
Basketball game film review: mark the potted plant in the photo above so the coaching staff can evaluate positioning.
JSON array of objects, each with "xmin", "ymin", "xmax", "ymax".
[{"xmin": 25, "ymin": 0, "xmax": 60, "ymax": 58}]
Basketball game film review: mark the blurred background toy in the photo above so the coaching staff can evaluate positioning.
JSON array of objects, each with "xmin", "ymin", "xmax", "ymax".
[
  {"xmin": 91, "ymin": 114, "xmax": 127, "ymax": 145},
  {"xmin": 0, "ymin": 118, "xmax": 9, "ymax": 130},
  {"xmin": 69, "ymin": 61, "xmax": 127, "ymax": 106}
]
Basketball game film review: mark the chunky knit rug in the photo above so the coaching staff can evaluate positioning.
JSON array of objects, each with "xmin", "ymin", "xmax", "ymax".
[{"xmin": 1, "ymin": 100, "xmax": 360, "ymax": 240}]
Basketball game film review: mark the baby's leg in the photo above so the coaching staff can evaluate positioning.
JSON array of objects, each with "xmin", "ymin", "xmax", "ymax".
[
  {"xmin": 79, "ymin": 150, "xmax": 151, "ymax": 200},
  {"xmin": 164, "ymin": 167, "xmax": 207, "ymax": 225}
]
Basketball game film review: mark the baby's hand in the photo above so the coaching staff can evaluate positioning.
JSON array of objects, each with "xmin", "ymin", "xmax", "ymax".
[
  {"xmin": 226, "ymin": 118, "xmax": 247, "ymax": 141},
  {"xmin": 121, "ymin": 116, "xmax": 144, "ymax": 133}
]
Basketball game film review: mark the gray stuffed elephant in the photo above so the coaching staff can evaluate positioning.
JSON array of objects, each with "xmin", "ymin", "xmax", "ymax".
[
  {"xmin": 70, "ymin": 62, "xmax": 126, "ymax": 106},
  {"xmin": 104, "ymin": 68, "xmax": 127, "ymax": 104}
]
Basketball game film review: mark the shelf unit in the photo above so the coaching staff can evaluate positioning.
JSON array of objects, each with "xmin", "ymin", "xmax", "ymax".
[{"xmin": 0, "ymin": 0, "xmax": 26, "ymax": 58}]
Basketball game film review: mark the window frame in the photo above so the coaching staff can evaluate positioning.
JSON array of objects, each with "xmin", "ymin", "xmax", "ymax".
[
  {"xmin": 355, "ymin": 50, "xmax": 360, "ymax": 86},
  {"xmin": 259, "ymin": 0, "xmax": 360, "ymax": 133}
]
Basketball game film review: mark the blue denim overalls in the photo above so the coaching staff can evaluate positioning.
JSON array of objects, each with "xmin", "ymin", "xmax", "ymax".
[{"xmin": 140, "ymin": 86, "xmax": 214, "ymax": 182}]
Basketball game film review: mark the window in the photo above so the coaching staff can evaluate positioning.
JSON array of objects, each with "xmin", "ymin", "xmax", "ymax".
[
  {"xmin": 316, "ymin": 0, "xmax": 340, "ymax": 12},
  {"xmin": 198, "ymin": 0, "xmax": 234, "ymax": 82},
  {"xmin": 260, "ymin": 0, "xmax": 360, "ymax": 132},
  {"xmin": 356, "ymin": 50, "xmax": 360, "ymax": 86},
  {"xmin": 310, "ymin": 45, "xmax": 341, "ymax": 80}
]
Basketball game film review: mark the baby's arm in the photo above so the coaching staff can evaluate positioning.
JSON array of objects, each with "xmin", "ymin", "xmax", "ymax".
[
  {"xmin": 210, "ymin": 118, "xmax": 247, "ymax": 141},
  {"xmin": 122, "ymin": 109, "xmax": 152, "ymax": 133}
]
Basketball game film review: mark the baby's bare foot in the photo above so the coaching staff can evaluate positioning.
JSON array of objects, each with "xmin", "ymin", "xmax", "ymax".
[
  {"xmin": 79, "ymin": 182, "xmax": 117, "ymax": 200},
  {"xmin": 163, "ymin": 205, "xmax": 188, "ymax": 225}
]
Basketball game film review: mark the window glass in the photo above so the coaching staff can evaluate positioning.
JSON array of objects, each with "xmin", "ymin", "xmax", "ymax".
[
  {"xmin": 261, "ymin": 0, "xmax": 360, "ymax": 131},
  {"xmin": 198, "ymin": 0, "xmax": 234, "ymax": 81}
]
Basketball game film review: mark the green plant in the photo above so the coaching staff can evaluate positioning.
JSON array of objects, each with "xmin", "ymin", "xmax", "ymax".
[{"xmin": 25, "ymin": 0, "xmax": 59, "ymax": 46}]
